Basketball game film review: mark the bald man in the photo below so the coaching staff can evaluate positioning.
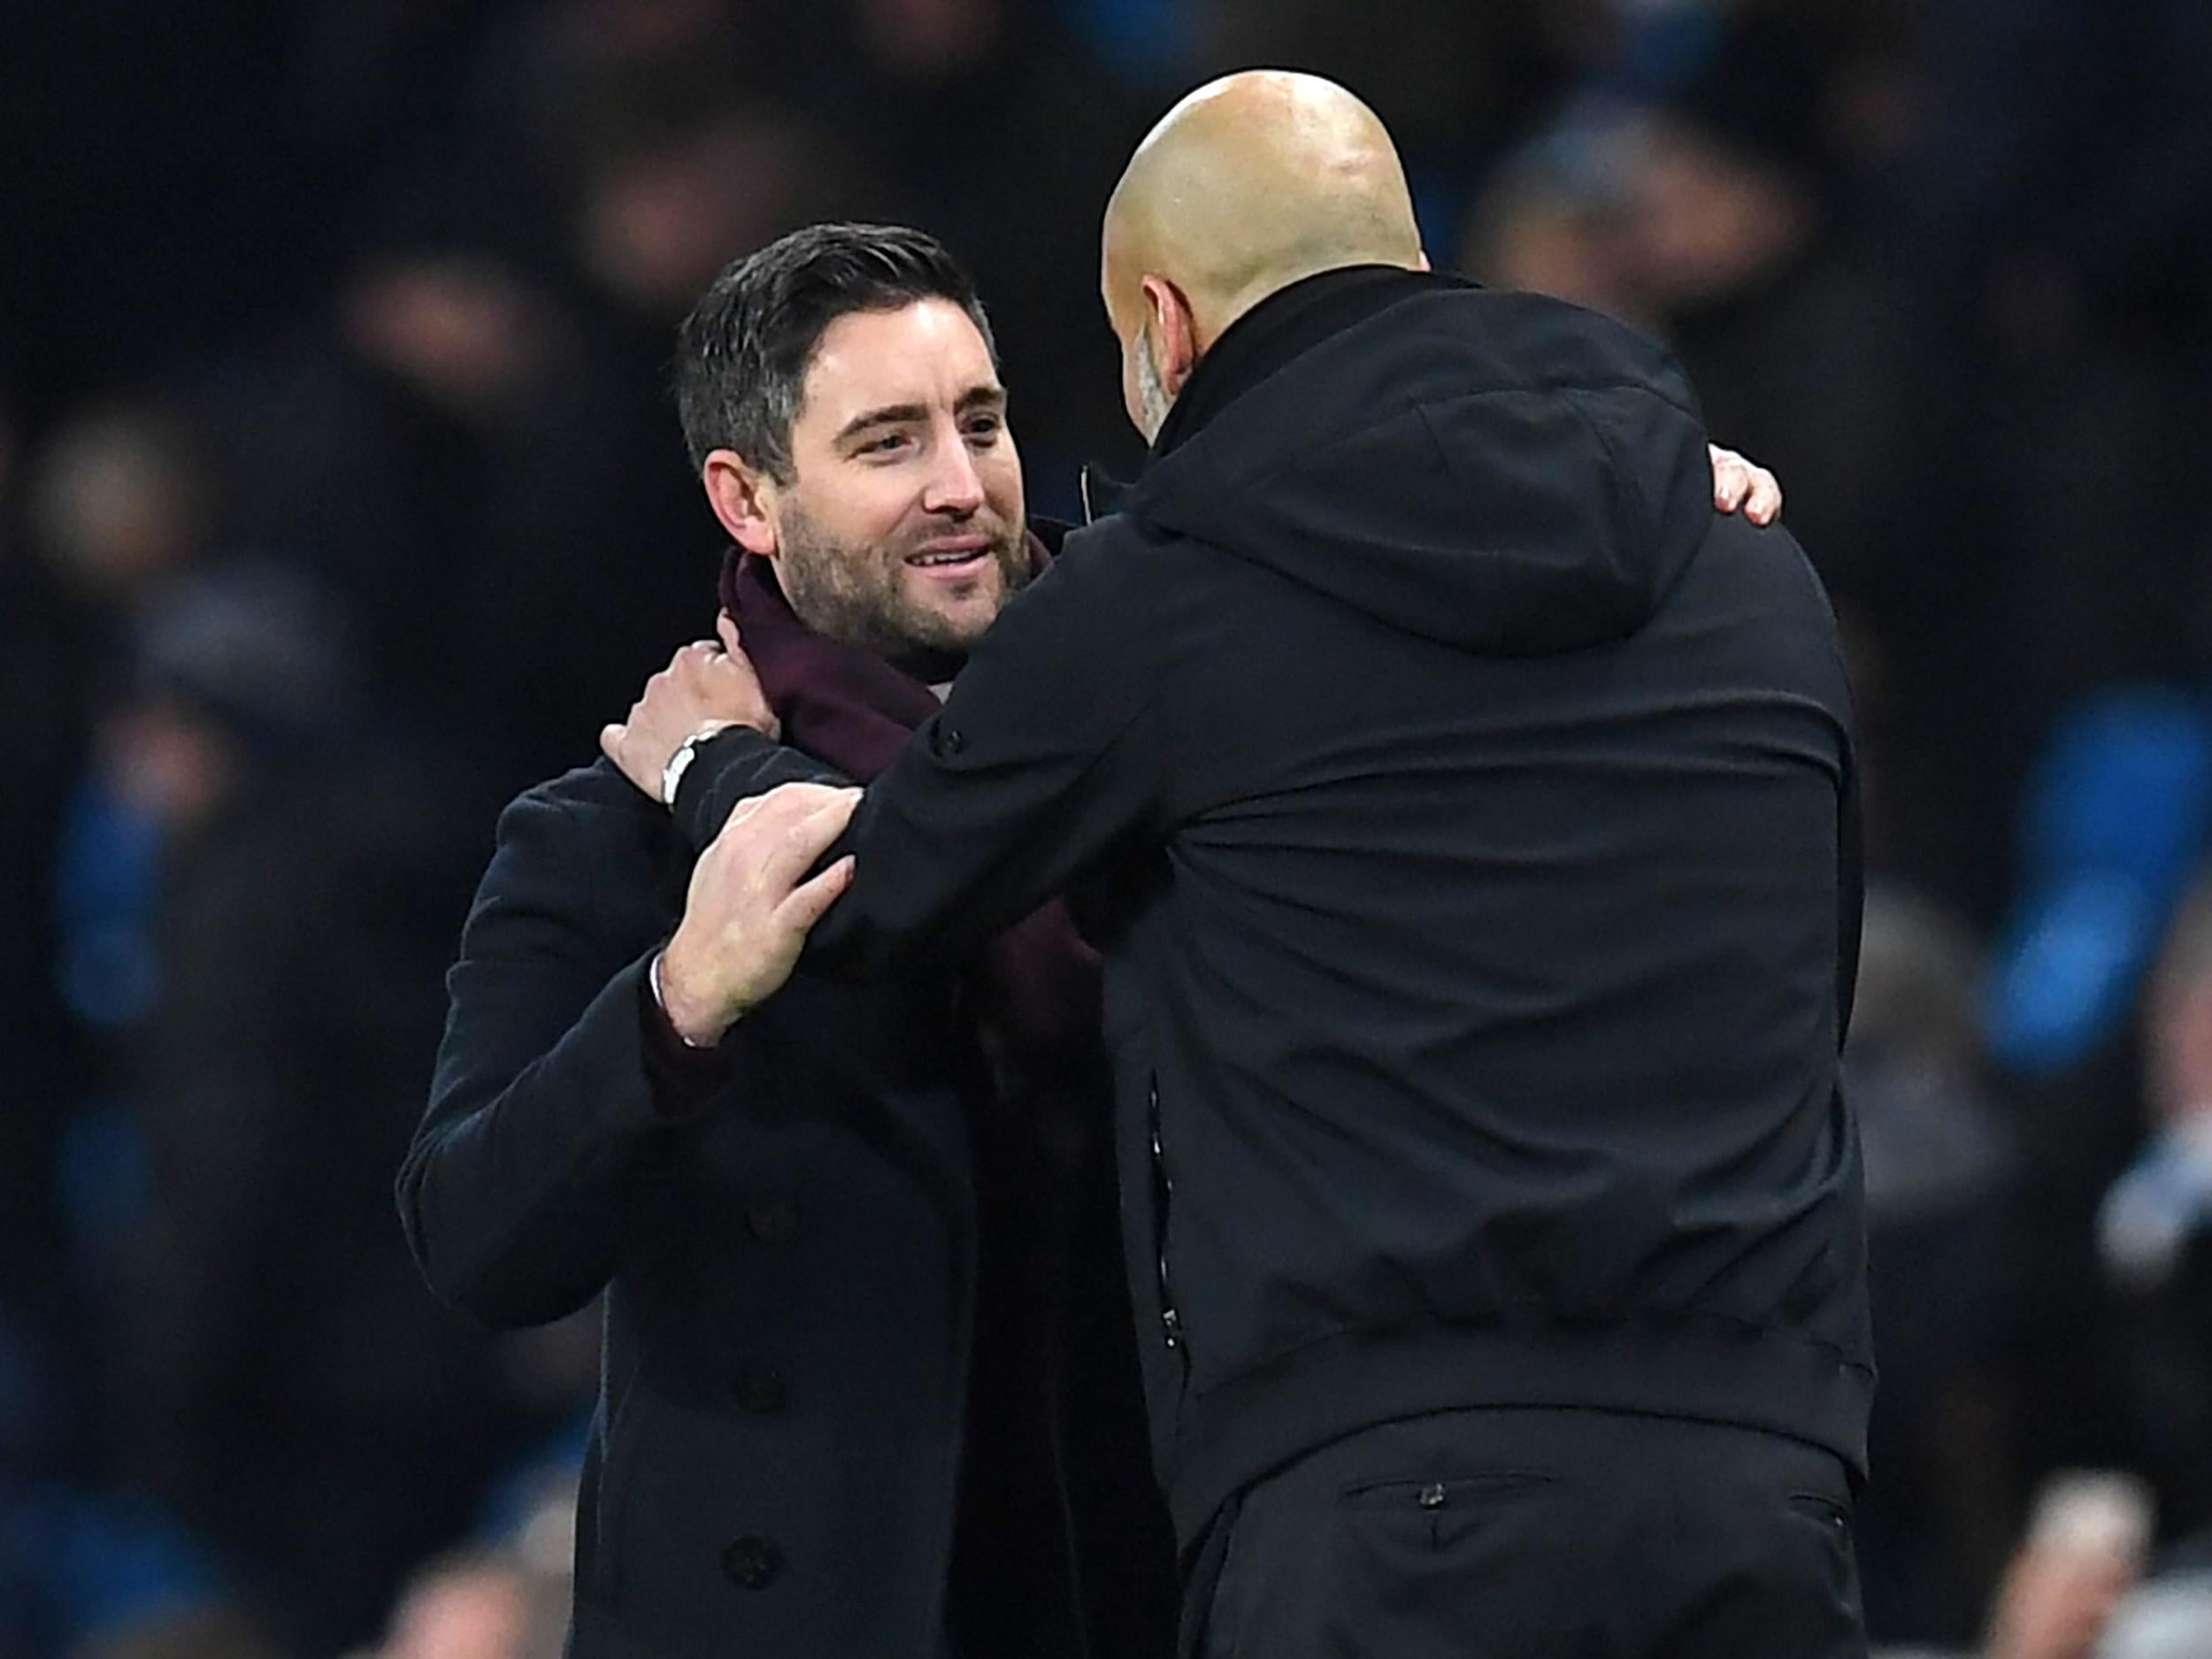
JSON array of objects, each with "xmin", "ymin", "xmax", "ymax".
[{"xmin": 636, "ymin": 73, "xmax": 1870, "ymax": 1659}]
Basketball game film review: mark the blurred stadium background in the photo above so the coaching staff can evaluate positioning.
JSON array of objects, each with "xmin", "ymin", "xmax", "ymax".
[{"xmin": 4, "ymin": 2, "xmax": 2211, "ymax": 1655}]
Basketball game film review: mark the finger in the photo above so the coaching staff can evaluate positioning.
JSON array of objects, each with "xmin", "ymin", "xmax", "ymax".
[
  {"xmin": 718, "ymin": 612, "xmax": 743, "ymax": 656},
  {"xmin": 713, "ymin": 781, "xmax": 851, "ymax": 837},
  {"xmin": 710, "ymin": 782, "xmax": 841, "ymax": 851},
  {"xmin": 753, "ymin": 793, "xmax": 861, "ymax": 888},
  {"xmin": 760, "ymin": 781, "xmax": 860, "ymax": 815},
  {"xmin": 781, "ymin": 791, "xmax": 861, "ymax": 856},
  {"xmin": 1711, "ymin": 455, "xmax": 1749, "ymax": 512},
  {"xmin": 1745, "ymin": 472, "xmax": 1782, "ymax": 526},
  {"xmin": 600, "ymin": 723, "xmax": 624, "ymax": 761},
  {"xmin": 776, "ymin": 855, "xmax": 856, "ymax": 933},
  {"xmin": 807, "ymin": 789, "xmax": 863, "ymax": 826}
]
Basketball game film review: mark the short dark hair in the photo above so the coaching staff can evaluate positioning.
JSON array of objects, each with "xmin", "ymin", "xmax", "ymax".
[{"xmin": 675, "ymin": 222, "xmax": 996, "ymax": 483}]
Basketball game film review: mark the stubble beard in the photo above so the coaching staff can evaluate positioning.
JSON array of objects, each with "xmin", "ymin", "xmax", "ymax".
[
  {"xmin": 772, "ymin": 501, "xmax": 1032, "ymax": 657},
  {"xmin": 1135, "ymin": 341, "xmax": 1176, "ymax": 444}
]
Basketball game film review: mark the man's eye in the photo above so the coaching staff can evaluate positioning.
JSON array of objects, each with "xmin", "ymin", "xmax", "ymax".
[
  {"xmin": 964, "ymin": 418, "xmax": 1002, "ymax": 442},
  {"xmin": 858, "ymin": 434, "xmax": 909, "ymax": 457}
]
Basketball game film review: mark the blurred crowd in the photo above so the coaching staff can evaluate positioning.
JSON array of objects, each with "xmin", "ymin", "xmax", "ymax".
[{"xmin": 3, "ymin": 2, "xmax": 2211, "ymax": 1656}]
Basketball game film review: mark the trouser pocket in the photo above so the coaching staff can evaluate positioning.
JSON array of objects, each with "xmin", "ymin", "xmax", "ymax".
[{"xmin": 1196, "ymin": 1448, "xmax": 1578, "ymax": 1658}]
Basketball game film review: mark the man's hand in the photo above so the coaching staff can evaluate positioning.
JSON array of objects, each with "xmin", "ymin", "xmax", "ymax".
[
  {"xmin": 602, "ymin": 614, "xmax": 780, "ymax": 802},
  {"xmin": 1708, "ymin": 443, "xmax": 1782, "ymax": 526},
  {"xmin": 657, "ymin": 782, "xmax": 862, "ymax": 1045}
]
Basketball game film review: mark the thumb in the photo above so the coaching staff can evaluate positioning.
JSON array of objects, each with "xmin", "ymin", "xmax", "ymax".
[
  {"xmin": 718, "ymin": 611, "xmax": 743, "ymax": 656},
  {"xmin": 600, "ymin": 724, "xmax": 624, "ymax": 760}
]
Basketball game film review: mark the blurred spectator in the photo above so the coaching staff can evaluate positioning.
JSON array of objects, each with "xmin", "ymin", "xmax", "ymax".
[
  {"xmin": 827, "ymin": 0, "xmax": 1159, "ymax": 504},
  {"xmin": 1981, "ymin": 1472, "xmax": 2154, "ymax": 1659},
  {"xmin": 0, "ymin": 385, "xmax": 93, "ymax": 1324},
  {"xmin": 1875, "ymin": 1473, "xmax": 2212, "ymax": 1659},
  {"xmin": 1200, "ymin": 0, "xmax": 1601, "ymax": 188},
  {"xmin": 1, "ymin": 385, "xmax": 100, "ymax": 1659},
  {"xmin": 371, "ymin": 1549, "xmax": 556, "ymax": 1659},
  {"xmin": 1847, "ymin": 887, "xmax": 2024, "ymax": 1644},
  {"xmin": 342, "ymin": 257, "xmax": 564, "ymax": 423},
  {"xmin": 1888, "ymin": 0, "xmax": 2212, "ymax": 335},
  {"xmin": 2097, "ymin": 879, "xmax": 2212, "ymax": 1535},
  {"xmin": 98, "ymin": 565, "xmax": 534, "ymax": 1654},
  {"xmin": 569, "ymin": 105, "xmax": 825, "ymax": 324},
  {"xmin": 1878, "ymin": 0, "xmax": 2212, "ymax": 897},
  {"xmin": 26, "ymin": 403, "xmax": 210, "ymax": 604},
  {"xmin": 1985, "ymin": 693, "xmax": 2212, "ymax": 1086},
  {"xmin": 1464, "ymin": 96, "xmax": 1966, "ymax": 902},
  {"xmin": 493, "ymin": 19, "xmax": 846, "ymax": 776},
  {"xmin": 1977, "ymin": 705, "xmax": 2212, "ymax": 1532},
  {"xmin": 2097, "ymin": 1570, "xmax": 2212, "ymax": 1659},
  {"xmin": 351, "ymin": 1471, "xmax": 574, "ymax": 1659},
  {"xmin": 195, "ymin": 234, "xmax": 626, "ymax": 793},
  {"xmin": 64, "ymin": 1602, "xmax": 289, "ymax": 1659}
]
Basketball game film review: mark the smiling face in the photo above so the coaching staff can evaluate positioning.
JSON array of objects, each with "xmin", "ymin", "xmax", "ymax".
[{"xmin": 709, "ymin": 298, "xmax": 1029, "ymax": 656}]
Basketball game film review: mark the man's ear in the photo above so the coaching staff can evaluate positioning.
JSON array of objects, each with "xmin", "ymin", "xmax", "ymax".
[
  {"xmin": 1141, "ymin": 274, "xmax": 1202, "ymax": 401},
  {"xmin": 703, "ymin": 449, "xmax": 780, "ymax": 557}
]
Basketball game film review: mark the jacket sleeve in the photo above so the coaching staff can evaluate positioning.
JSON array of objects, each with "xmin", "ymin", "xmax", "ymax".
[
  {"xmin": 396, "ymin": 785, "xmax": 767, "ymax": 1328},
  {"xmin": 674, "ymin": 544, "xmax": 1161, "ymax": 975}
]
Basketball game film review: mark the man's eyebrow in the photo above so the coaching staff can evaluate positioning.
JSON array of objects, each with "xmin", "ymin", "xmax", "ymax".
[
  {"xmin": 835, "ymin": 388, "xmax": 1006, "ymax": 443},
  {"xmin": 835, "ymin": 403, "xmax": 930, "ymax": 442}
]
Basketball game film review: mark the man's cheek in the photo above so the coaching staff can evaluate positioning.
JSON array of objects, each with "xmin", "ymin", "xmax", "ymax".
[{"xmin": 983, "ymin": 480, "xmax": 1024, "ymax": 534}]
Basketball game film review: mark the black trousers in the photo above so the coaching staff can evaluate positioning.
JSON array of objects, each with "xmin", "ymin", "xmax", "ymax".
[{"xmin": 1180, "ymin": 1407, "xmax": 1867, "ymax": 1659}]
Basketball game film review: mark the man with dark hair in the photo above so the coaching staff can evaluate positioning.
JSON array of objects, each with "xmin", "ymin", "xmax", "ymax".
[
  {"xmin": 664, "ymin": 222, "xmax": 1034, "ymax": 661},
  {"xmin": 619, "ymin": 72, "xmax": 1866, "ymax": 1659},
  {"xmin": 674, "ymin": 222, "xmax": 995, "ymax": 477},
  {"xmin": 399, "ymin": 221, "xmax": 1172, "ymax": 1659}
]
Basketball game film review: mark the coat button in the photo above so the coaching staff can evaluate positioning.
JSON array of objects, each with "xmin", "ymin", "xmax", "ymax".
[
  {"xmin": 733, "ymin": 1364, "xmax": 788, "ymax": 1414},
  {"xmin": 722, "ymin": 1535, "xmax": 782, "ymax": 1589},
  {"xmin": 936, "ymin": 725, "xmax": 964, "ymax": 756},
  {"xmin": 746, "ymin": 1197, "xmax": 797, "ymax": 1241}
]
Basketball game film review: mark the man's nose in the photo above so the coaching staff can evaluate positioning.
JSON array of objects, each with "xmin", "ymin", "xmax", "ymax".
[{"xmin": 922, "ymin": 429, "xmax": 985, "ymax": 516}]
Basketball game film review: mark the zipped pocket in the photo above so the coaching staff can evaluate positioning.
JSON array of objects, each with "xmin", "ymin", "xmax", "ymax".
[{"xmin": 1147, "ymin": 1073, "xmax": 1188, "ymax": 1370}]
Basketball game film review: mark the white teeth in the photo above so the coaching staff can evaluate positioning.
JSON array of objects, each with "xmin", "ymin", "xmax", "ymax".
[{"xmin": 912, "ymin": 550, "xmax": 982, "ymax": 566}]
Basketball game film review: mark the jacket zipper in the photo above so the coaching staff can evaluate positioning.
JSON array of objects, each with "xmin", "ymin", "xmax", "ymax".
[{"xmin": 1148, "ymin": 1075, "xmax": 1187, "ymax": 1361}]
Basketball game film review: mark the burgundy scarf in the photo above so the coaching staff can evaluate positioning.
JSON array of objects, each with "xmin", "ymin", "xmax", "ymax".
[{"xmin": 717, "ymin": 541, "xmax": 1102, "ymax": 1075}]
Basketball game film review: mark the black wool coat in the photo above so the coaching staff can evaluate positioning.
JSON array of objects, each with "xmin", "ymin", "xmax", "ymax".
[{"xmin": 398, "ymin": 757, "xmax": 1157, "ymax": 1659}]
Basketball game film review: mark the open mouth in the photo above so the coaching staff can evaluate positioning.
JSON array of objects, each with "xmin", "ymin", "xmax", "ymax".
[{"xmin": 905, "ymin": 542, "xmax": 993, "ymax": 574}]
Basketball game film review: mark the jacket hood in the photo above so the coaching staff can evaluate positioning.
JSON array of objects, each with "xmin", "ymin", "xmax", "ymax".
[{"xmin": 1125, "ymin": 280, "xmax": 1714, "ymax": 656}]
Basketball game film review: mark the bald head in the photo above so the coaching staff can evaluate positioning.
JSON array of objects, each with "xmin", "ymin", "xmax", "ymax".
[{"xmin": 1102, "ymin": 71, "xmax": 1425, "ymax": 438}]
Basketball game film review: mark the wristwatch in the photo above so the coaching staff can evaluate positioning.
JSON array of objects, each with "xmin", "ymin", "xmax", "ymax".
[{"xmin": 660, "ymin": 723, "xmax": 733, "ymax": 808}]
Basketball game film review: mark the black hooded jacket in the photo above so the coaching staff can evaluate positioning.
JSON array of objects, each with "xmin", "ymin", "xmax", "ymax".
[{"xmin": 680, "ymin": 267, "xmax": 1872, "ymax": 1545}]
